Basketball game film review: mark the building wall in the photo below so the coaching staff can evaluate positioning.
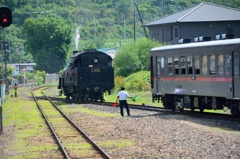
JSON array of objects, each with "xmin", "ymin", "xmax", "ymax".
[{"xmin": 148, "ymin": 21, "xmax": 240, "ymax": 44}]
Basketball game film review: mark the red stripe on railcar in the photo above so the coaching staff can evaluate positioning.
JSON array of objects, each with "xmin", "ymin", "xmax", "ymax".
[{"xmin": 153, "ymin": 76, "xmax": 232, "ymax": 82}]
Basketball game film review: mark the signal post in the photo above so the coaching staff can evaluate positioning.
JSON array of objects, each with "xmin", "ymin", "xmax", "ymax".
[{"xmin": 0, "ymin": 6, "xmax": 12, "ymax": 135}]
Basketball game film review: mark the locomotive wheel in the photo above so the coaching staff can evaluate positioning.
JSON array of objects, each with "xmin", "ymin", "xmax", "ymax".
[
  {"xmin": 72, "ymin": 93, "xmax": 76, "ymax": 101},
  {"xmin": 100, "ymin": 94, "xmax": 104, "ymax": 102},
  {"xmin": 85, "ymin": 94, "xmax": 89, "ymax": 101},
  {"xmin": 199, "ymin": 107, "xmax": 204, "ymax": 112},
  {"xmin": 66, "ymin": 96, "xmax": 70, "ymax": 100},
  {"xmin": 76, "ymin": 93, "xmax": 80, "ymax": 101}
]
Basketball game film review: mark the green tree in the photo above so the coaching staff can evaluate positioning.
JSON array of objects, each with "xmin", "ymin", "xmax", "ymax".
[
  {"xmin": 23, "ymin": 16, "xmax": 72, "ymax": 73},
  {"xmin": 114, "ymin": 38, "xmax": 161, "ymax": 77}
]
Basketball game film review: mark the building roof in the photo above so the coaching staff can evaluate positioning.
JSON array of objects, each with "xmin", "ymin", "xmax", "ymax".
[
  {"xmin": 9, "ymin": 63, "xmax": 36, "ymax": 66},
  {"xmin": 143, "ymin": 2, "xmax": 240, "ymax": 26}
]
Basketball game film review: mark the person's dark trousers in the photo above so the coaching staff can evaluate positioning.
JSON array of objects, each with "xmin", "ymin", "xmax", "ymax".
[{"xmin": 119, "ymin": 100, "xmax": 130, "ymax": 116}]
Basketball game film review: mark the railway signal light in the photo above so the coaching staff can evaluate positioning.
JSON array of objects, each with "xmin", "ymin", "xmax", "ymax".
[{"xmin": 0, "ymin": 7, "xmax": 12, "ymax": 28}]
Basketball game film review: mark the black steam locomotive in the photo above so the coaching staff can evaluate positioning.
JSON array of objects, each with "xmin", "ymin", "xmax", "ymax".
[
  {"xmin": 58, "ymin": 50, "xmax": 114, "ymax": 102},
  {"xmin": 151, "ymin": 35, "xmax": 240, "ymax": 116}
]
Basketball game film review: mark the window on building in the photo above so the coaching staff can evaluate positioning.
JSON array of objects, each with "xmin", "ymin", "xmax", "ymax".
[
  {"xmin": 217, "ymin": 54, "xmax": 224, "ymax": 75},
  {"xmin": 209, "ymin": 55, "xmax": 215, "ymax": 75},
  {"xmin": 187, "ymin": 56, "xmax": 193, "ymax": 74},
  {"xmin": 168, "ymin": 57, "xmax": 173, "ymax": 75},
  {"xmin": 180, "ymin": 56, "xmax": 186, "ymax": 74},
  {"xmin": 225, "ymin": 55, "xmax": 230, "ymax": 74},
  {"xmin": 202, "ymin": 55, "xmax": 208, "ymax": 75},
  {"xmin": 174, "ymin": 57, "xmax": 179, "ymax": 74},
  {"xmin": 165, "ymin": 27, "xmax": 172, "ymax": 41},
  {"xmin": 226, "ymin": 28, "xmax": 233, "ymax": 34},
  {"xmin": 194, "ymin": 56, "xmax": 200, "ymax": 74},
  {"xmin": 175, "ymin": 28, "xmax": 179, "ymax": 38}
]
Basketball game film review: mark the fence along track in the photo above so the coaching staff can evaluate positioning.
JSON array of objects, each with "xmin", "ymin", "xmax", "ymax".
[{"xmin": 32, "ymin": 86, "xmax": 112, "ymax": 159}]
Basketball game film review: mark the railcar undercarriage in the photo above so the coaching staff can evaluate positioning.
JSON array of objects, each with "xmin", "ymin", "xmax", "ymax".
[{"xmin": 152, "ymin": 94, "xmax": 240, "ymax": 117}]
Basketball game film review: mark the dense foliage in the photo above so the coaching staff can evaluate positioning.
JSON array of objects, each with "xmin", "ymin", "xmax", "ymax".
[
  {"xmin": 114, "ymin": 38, "xmax": 161, "ymax": 77},
  {"xmin": 23, "ymin": 17, "xmax": 72, "ymax": 73}
]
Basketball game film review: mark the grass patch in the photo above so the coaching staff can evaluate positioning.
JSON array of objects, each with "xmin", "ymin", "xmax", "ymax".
[
  {"xmin": 60, "ymin": 105, "xmax": 119, "ymax": 117},
  {"xmin": 99, "ymin": 139, "xmax": 135, "ymax": 148},
  {"xmin": 2, "ymin": 88, "xmax": 59, "ymax": 158},
  {"xmin": 104, "ymin": 91, "xmax": 163, "ymax": 107}
]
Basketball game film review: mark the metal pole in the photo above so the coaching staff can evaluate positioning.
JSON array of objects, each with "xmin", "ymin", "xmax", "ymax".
[
  {"xmin": 3, "ymin": 29, "xmax": 8, "ymax": 94},
  {"xmin": 134, "ymin": 0, "xmax": 136, "ymax": 41},
  {"xmin": 0, "ymin": 97, "xmax": 2, "ymax": 135},
  {"xmin": 17, "ymin": 46, "xmax": 20, "ymax": 74}
]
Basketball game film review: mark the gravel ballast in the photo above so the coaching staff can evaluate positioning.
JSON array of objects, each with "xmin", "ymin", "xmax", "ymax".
[{"xmin": 67, "ymin": 103, "xmax": 240, "ymax": 159}]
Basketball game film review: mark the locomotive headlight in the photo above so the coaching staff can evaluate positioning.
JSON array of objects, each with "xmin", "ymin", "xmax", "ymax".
[{"xmin": 93, "ymin": 57, "xmax": 98, "ymax": 63}]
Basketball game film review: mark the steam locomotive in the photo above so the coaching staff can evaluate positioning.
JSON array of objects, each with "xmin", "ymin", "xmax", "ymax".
[
  {"xmin": 58, "ymin": 50, "xmax": 114, "ymax": 102},
  {"xmin": 151, "ymin": 34, "xmax": 240, "ymax": 116}
]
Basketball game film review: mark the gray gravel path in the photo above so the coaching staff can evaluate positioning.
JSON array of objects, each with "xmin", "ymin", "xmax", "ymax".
[{"xmin": 65, "ymin": 103, "xmax": 240, "ymax": 159}]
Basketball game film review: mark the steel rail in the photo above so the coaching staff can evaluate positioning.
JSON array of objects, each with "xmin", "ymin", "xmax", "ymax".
[
  {"xmin": 37, "ymin": 95, "xmax": 240, "ymax": 122},
  {"xmin": 31, "ymin": 90, "xmax": 71, "ymax": 159},
  {"xmin": 41, "ymin": 89, "xmax": 112, "ymax": 159}
]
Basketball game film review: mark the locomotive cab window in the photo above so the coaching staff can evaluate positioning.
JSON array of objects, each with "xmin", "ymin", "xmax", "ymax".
[{"xmin": 108, "ymin": 58, "xmax": 112, "ymax": 67}]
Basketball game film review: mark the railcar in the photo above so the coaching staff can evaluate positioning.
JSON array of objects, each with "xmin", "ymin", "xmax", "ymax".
[
  {"xmin": 58, "ymin": 50, "xmax": 114, "ymax": 102},
  {"xmin": 151, "ymin": 37, "xmax": 240, "ymax": 116}
]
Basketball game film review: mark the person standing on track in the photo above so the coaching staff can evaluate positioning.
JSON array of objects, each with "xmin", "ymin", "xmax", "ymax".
[{"xmin": 116, "ymin": 87, "xmax": 132, "ymax": 117}]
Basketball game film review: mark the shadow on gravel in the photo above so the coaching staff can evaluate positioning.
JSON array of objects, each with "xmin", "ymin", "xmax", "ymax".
[{"xmin": 126, "ymin": 111, "xmax": 240, "ymax": 131}]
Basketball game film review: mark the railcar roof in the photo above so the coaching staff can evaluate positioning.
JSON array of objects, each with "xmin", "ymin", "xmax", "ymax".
[{"xmin": 151, "ymin": 38, "xmax": 240, "ymax": 52}]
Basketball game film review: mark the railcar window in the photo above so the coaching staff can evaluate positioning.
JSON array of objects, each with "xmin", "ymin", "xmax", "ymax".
[
  {"xmin": 234, "ymin": 54, "xmax": 239, "ymax": 75},
  {"xmin": 209, "ymin": 55, "xmax": 216, "ymax": 75},
  {"xmin": 194, "ymin": 56, "xmax": 200, "ymax": 74},
  {"xmin": 161, "ymin": 57, "xmax": 164, "ymax": 68},
  {"xmin": 180, "ymin": 56, "xmax": 186, "ymax": 74},
  {"xmin": 217, "ymin": 54, "xmax": 224, "ymax": 75},
  {"xmin": 157, "ymin": 57, "xmax": 161, "ymax": 75},
  {"xmin": 168, "ymin": 57, "xmax": 173, "ymax": 75},
  {"xmin": 202, "ymin": 55, "xmax": 208, "ymax": 75},
  {"xmin": 225, "ymin": 55, "xmax": 230, "ymax": 74},
  {"xmin": 187, "ymin": 56, "xmax": 193, "ymax": 74},
  {"xmin": 174, "ymin": 57, "xmax": 179, "ymax": 74}
]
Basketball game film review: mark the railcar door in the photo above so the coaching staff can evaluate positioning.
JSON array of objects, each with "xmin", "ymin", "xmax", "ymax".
[
  {"xmin": 156, "ymin": 57, "xmax": 164, "ymax": 93},
  {"xmin": 233, "ymin": 52, "xmax": 240, "ymax": 98}
]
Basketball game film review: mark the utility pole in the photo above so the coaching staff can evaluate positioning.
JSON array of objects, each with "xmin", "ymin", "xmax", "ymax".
[
  {"xmin": 135, "ymin": 2, "xmax": 148, "ymax": 39},
  {"xmin": 134, "ymin": 0, "xmax": 136, "ymax": 41},
  {"xmin": 162, "ymin": 0, "xmax": 164, "ymax": 17}
]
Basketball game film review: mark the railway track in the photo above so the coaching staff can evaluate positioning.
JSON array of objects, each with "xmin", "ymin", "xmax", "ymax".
[
  {"xmin": 37, "ymin": 95, "xmax": 240, "ymax": 123},
  {"xmin": 32, "ymin": 86, "xmax": 112, "ymax": 159}
]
